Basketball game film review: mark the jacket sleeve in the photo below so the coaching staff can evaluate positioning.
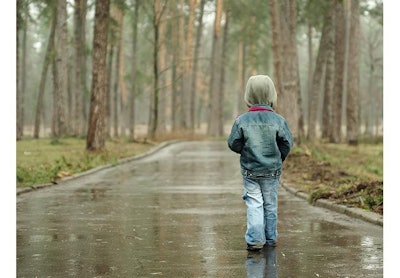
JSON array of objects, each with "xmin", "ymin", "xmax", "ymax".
[
  {"xmin": 277, "ymin": 119, "xmax": 293, "ymax": 161},
  {"xmin": 227, "ymin": 120, "xmax": 244, "ymax": 154}
]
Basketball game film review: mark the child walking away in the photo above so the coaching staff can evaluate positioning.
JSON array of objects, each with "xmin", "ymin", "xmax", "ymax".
[{"xmin": 227, "ymin": 75, "xmax": 293, "ymax": 252}]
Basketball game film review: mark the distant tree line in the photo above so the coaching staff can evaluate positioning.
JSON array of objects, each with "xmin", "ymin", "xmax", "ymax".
[{"xmin": 16, "ymin": 0, "xmax": 383, "ymax": 150}]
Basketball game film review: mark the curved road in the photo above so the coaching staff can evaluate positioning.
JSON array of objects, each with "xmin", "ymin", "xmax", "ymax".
[{"xmin": 17, "ymin": 141, "xmax": 383, "ymax": 277}]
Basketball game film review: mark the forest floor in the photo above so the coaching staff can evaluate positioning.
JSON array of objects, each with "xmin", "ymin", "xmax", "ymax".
[{"xmin": 282, "ymin": 140, "xmax": 383, "ymax": 215}]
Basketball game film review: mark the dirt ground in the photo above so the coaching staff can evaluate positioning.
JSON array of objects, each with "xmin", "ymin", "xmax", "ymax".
[{"xmin": 282, "ymin": 147, "xmax": 383, "ymax": 215}]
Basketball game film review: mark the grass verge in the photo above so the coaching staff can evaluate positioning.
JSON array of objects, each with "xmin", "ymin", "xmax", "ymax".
[
  {"xmin": 16, "ymin": 137, "xmax": 157, "ymax": 187},
  {"xmin": 283, "ymin": 141, "xmax": 383, "ymax": 214}
]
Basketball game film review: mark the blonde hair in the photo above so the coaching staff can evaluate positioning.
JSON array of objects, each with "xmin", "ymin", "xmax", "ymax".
[{"xmin": 244, "ymin": 75, "xmax": 277, "ymax": 108}]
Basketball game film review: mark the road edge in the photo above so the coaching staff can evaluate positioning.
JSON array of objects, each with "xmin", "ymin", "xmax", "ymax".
[
  {"xmin": 16, "ymin": 140, "xmax": 180, "ymax": 196},
  {"xmin": 281, "ymin": 182, "xmax": 383, "ymax": 227}
]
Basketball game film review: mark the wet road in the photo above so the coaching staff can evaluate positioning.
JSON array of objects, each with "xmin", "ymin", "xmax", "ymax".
[{"xmin": 17, "ymin": 141, "xmax": 383, "ymax": 277}]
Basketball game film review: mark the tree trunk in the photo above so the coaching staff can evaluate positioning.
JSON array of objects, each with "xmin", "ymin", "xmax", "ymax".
[
  {"xmin": 306, "ymin": 21, "xmax": 313, "ymax": 126},
  {"xmin": 235, "ymin": 40, "xmax": 245, "ymax": 117},
  {"xmin": 113, "ymin": 41, "xmax": 120, "ymax": 138},
  {"xmin": 268, "ymin": 0, "xmax": 283, "ymax": 97},
  {"xmin": 106, "ymin": 34, "xmax": 115, "ymax": 138},
  {"xmin": 53, "ymin": 0, "xmax": 68, "ymax": 138},
  {"xmin": 217, "ymin": 9, "xmax": 229, "ymax": 136},
  {"xmin": 176, "ymin": 0, "xmax": 186, "ymax": 130},
  {"xmin": 86, "ymin": 0, "xmax": 110, "ymax": 151},
  {"xmin": 279, "ymin": 0, "xmax": 301, "ymax": 138},
  {"xmin": 129, "ymin": 0, "xmax": 139, "ymax": 141},
  {"xmin": 184, "ymin": 0, "xmax": 197, "ymax": 131},
  {"xmin": 346, "ymin": 0, "xmax": 360, "ymax": 145},
  {"xmin": 308, "ymin": 5, "xmax": 334, "ymax": 141},
  {"xmin": 189, "ymin": 0, "xmax": 205, "ymax": 132},
  {"xmin": 149, "ymin": 0, "xmax": 162, "ymax": 139},
  {"xmin": 207, "ymin": 0, "xmax": 223, "ymax": 136},
  {"xmin": 171, "ymin": 3, "xmax": 179, "ymax": 132},
  {"xmin": 17, "ymin": 2, "xmax": 28, "ymax": 140},
  {"xmin": 330, "ymin": 0, "xmax": 346, "ymax": 143},
  {"xmin": 34, "ymin": 13, "xmax": 56, "ymax": 139},
  {"xmin": 321, "ymin": 0, "xmax": 336, "ymax": 139},
  {"xmin": 72, "ymin": 0, "xmax": 87, "ymax": 137}
]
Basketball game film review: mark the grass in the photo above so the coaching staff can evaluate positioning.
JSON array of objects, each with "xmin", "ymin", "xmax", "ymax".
[
  {"xmin": 283, "ymin": 141, "xmax": 383, "ymax": 213},
  {"xmin": 310, "ymin": 142, "xmax": 383, "ymax": 180},
  {"xmin": 16, "ymin": 137, "xmax": 157, "ymax": 187}
]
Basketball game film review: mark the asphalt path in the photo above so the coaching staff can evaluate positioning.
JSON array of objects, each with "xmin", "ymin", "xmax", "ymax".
[{"xmin": 17, "ymin": 141, "xmax": 383, "ymax": 277}]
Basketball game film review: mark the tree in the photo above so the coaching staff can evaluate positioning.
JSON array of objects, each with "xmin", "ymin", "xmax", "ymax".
[
  {"xmin": 189, "ymin": 0, "xmax": 205, "ymax": 132},
  {"xmin": 52, "ymin": 0, "xmax": 69, "ymax": 139},
  {"xmin": 72, "ymin": 0, "xmax": 88, "ymax": 136},
  {"xmin": 308, "ymin": 1, "xmax": 334, "ymax": 141},
  {"xmin": 34, "ymin": 9, "xmax": 57, "ymax": 139},
  {"xmin": 278, "ymin": 0, "xmax": 302, "ymax": 138},
  {"xmin": 330, "ymin": 0, "xmax": 346, "ymax": 143},
  {"xmin": 148, "ymin": 0, "xmax": 166, "ymax": 139},
  {"xmin": 346, "ymin": 0, "xmax": 360, "ymax": 145},
  {"xmin": 207, "ymin": 0, "xmax": 224, "ymax": 137},
  {"xmin": 183, "ymin": 0, "xmax": 197, "ymax": 131},
  {"xmin": 129, "ymin": 0, "xmax": 139, "ymax": 142},
  {"xmin": 17, "ymin": 0, "xmax": 29, "ymax": 140},
  {"xmin": 87, "ymin": 0, "xmax": 110, "ymax": 151},
  {"xmin": 268, "ymin": 0, "xmax": 283, "ymax": 102},
  {"xmin": 321, "ymin": 1, "xmax": 335, "ymax": 139}
]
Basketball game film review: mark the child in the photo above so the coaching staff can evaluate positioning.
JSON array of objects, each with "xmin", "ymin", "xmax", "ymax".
[{"xmin": 227, "ymin": 75, "xmax": 293, "ymax": 251}]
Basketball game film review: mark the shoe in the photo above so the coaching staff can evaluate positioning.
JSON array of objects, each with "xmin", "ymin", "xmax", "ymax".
[
  {"xmin": 246, "ymin": 244, "xmax": 264, "ymax": 252},
  {"xmin": 264, "ymin": 242, "xmax": 277, "ymax": 247}
]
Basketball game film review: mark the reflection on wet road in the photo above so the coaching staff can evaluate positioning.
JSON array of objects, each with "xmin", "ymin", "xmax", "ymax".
[{"xmin": 17, "ymin": 141, "xmax": 383, "ymax": 277}]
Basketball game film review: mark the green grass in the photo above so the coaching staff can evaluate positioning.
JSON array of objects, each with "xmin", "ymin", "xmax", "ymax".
[
  {"xmin": 310, "ymin": 143, "xmax": 383, "ymax": 180},
  {"xmin": 16, "ymin": 137, "xmax": 156, "ymax": 187}
]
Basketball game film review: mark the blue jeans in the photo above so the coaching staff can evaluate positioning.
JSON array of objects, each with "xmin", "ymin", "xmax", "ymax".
[{"xmin": 242, "ymin": 176, "xmax": 279, "ymax": 246}]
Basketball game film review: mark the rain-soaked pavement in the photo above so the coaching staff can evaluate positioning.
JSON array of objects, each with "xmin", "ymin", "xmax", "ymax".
[{"xmin": 17, "ymin": 141, "xmax": 383, "ymax": 277}]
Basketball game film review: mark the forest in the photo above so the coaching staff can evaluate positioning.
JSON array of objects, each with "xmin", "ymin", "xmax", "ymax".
[{"xmin": 16, "ymin": 0, "xmax": 383, "ymax": 150}]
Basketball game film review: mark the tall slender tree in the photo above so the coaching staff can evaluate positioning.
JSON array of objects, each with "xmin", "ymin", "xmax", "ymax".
[
  {"xmin": 183, "ymin": 0, "xmax": 197, "ymax": 130},
  {"xmin": 148, "ymin": 0, "xmax": 165, "ymax": 138},
  {"xmin": 268, "ymin": 0, "xmax": 283, "ymax": 98},
  {"xmin": 17, "ymin": 0, "xmax": 29, "ymax": 140},
  {"xmin": 72, "ymin": 0, "xmax": 88, "ymax": 136},
  {"xmin": 87, "ymin": 0, "xmax": 110, "ymax": 150},
  {"xmin": 207, "ymin": 0, "xmax": 224, "ymax": 136},
  {"xmin": 346, "ymin": 0, "xmax": 360, "ymax": 145},
  {"xmin": 189, "ymin": 0, "xmax": 205, "ymax": 132},
  {"xmin": 129, "ymin": 0, "xmax": 139, "ymax": 142},
  {"xmin": 279, "ymin": 0, "xmax": 302, "ymax": 138},
  {"xmin": 34, "ymin": 10, "xmax": 56, "ymax": 139},
  {"xmin": 52, "ymin": 0, "xmax": 68, "ymax": 139},
  {"xmin": 308, "ymin": 2, "xmax": 334, "ymax": 140},
  {"xmin": 330, "ymin": 0, "xmax": 346, "ymax": 143}
]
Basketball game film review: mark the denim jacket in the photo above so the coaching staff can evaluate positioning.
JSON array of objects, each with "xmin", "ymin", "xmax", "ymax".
[{"xmin": 227, "ymin": 104, "xmax": 293, "ymax": 178}]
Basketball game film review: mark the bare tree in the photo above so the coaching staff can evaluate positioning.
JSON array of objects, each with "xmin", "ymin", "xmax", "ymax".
[{"xmin": 87, "ymin": 0, "xmax": 110, "ymax": 150}]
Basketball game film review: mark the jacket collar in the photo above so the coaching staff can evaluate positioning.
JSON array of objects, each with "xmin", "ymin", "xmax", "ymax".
[{"xmin": 248, "ymin": 104, "xmax": 274, "ymax": 112}]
